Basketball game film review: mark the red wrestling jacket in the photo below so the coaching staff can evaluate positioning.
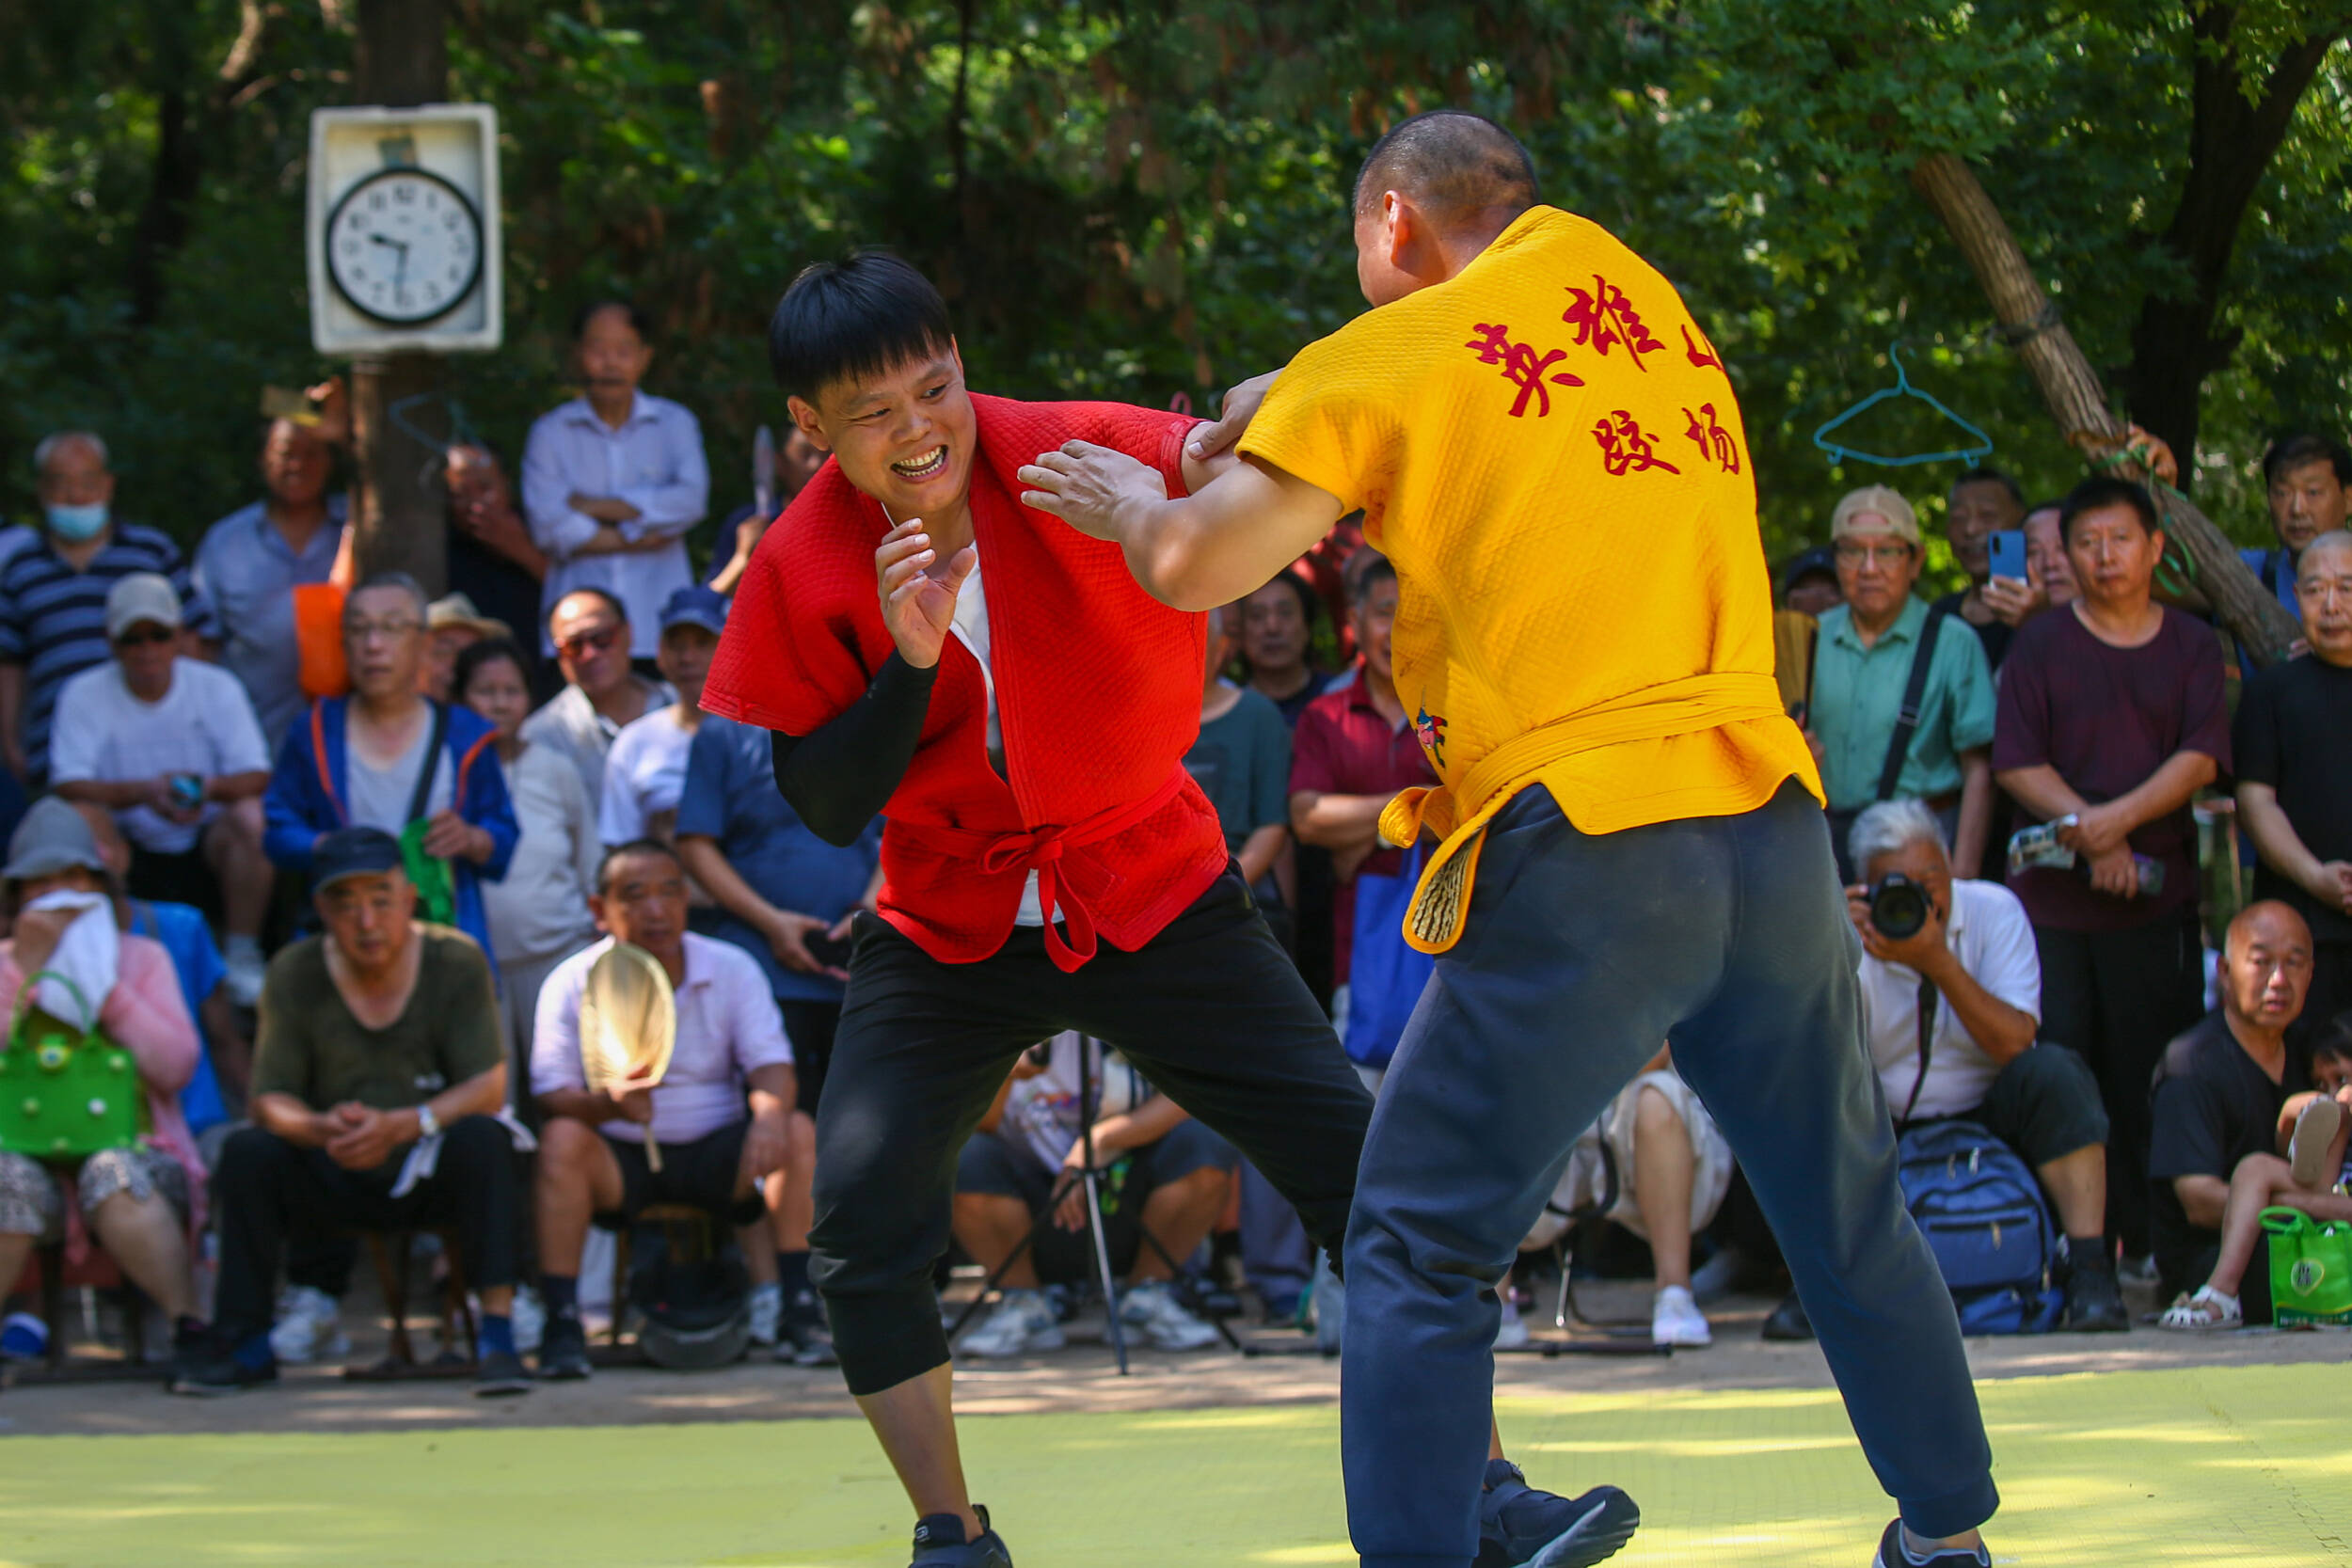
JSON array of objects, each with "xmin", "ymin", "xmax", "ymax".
[{"xmin": 701, "ymin": 395, "xmax": 1230, "ymax": 971}]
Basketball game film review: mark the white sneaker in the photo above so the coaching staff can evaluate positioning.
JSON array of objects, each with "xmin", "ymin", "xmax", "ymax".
[
  {"xmin": 1495, "ymin": 1291, "xmax": 1532, "ymax": 1350},
  {"xmin": 508, "ymin": 1285, "xmax": 545, "ymax": 1356},
  {"xmin": 959, "ymin": 1289, "xmax": 1065, "ymax": 1357},
  {"xmin": 746, "ymin": 1282, "xmax": 783, "ymax": 1348},
  {"xmin": 1651, "ymin": 1284, "xmax": 1711, "ymax": 1347},
  {"xmin": 1118, "ymin": 1279, "xmax": 1220, "ymax": 1351},
  {"xmin": 269, "ymin": 1285, "xmax": 349, "ymax": 1364},
  {"xmin": 223, "ymin": 944, "xmax": 267, "ymax": 1009}
]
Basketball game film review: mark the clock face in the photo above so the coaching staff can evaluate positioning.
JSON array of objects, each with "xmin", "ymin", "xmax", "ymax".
[{"xmin": 325, "ymin": 167, "xmax": 485, "ymax": 327}]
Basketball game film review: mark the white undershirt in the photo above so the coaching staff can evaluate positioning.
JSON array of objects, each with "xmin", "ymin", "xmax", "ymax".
[{"xmin": 947, "ymin": 561, "xmax": 1044, "ymax": 927}]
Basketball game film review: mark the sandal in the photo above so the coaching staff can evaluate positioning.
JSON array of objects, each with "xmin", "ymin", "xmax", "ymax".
[
  {"xmin": 2289, "ymin": 1096, "xmax": 2344, "ymax": 1192},
  {"xmin": 2156, "ymin": 1285, "xmax": 2241, "ymax": 1331}
]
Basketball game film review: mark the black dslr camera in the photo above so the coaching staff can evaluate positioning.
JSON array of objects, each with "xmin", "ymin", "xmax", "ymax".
[{"xmin": 1867, "ymin": 872, "xmax": 1930, "ymax": 941}]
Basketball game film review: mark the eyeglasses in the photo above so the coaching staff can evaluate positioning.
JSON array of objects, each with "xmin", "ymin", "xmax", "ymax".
[
  {"xmin": 345, "ymin": 617, "xmax": 422, "ymax": 641},
  {"xmin": 1834, "ymin": 542, "xmax": 1915, "ymax": 566},
  {"xmin": 557, "ymin": 625, "xmax": 625, "ymax": 659},
  {"xmin": 113, "ymin": 626, "xmax": 176, "ymax": 649}
]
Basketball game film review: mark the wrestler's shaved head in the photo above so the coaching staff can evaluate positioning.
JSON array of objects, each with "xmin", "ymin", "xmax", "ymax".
[{"xmin": 1353, "ymin": 110, "xmax": 1538, "ymax": 230}]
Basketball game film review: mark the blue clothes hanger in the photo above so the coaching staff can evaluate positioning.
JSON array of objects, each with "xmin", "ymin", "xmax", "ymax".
[{"xmin": 1811, "ymin": 343, "xmax": 1994, "ymax": 468}]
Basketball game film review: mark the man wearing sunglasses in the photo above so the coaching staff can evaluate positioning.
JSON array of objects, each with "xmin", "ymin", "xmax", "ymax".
[
  {"xmin": 519, "ymin": 587, "xmax": 674, "ymax": 808},
  {"xmin": 50, "ymin": 573, "xmax": 275, "ymax": 1003}
]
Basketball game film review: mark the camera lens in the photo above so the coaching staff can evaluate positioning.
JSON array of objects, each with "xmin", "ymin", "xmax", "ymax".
[{"xmin": 1869, "ymin": 874, "xmax": 1929, "ymax": 941}]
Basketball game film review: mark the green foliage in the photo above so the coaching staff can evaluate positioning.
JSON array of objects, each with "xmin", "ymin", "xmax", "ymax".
[{"xmin": 2, "ymin": 0, "xmax": 2345, "ymax": 572}]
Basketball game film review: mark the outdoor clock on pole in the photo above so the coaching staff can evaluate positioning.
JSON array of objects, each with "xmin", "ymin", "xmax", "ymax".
[{"xmin": 307, "ymin": 103, "xmax": 502, "ymax": 355}]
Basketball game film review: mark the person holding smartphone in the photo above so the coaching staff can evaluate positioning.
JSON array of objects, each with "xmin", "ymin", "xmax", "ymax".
[{"xmin": 1933, "ymin": 467, "xmax": 2031, "ymax": 673}]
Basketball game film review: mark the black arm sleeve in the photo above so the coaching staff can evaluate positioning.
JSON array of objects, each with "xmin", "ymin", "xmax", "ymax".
[{"xmin": 770, "ymin": 652, "xmax": 937, "ymax": 847}]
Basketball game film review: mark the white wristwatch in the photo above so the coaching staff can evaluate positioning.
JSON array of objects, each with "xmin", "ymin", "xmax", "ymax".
[{"xmin": 415, "ymin": 1103, "xmax": 441, "ymax": 1139}]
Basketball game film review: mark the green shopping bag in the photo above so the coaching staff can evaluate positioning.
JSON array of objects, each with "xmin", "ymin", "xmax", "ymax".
[
  {"xmin": 2262, "ymin": 1207, "xmax": 2352, "ymax": 1327},
  {"xmin": 0, "ymin": 971, "xmax": 147, "ymax": 1160},
  {"xmin": 398, "ymin": 818, "xmax": 457, "ymax": 928}
]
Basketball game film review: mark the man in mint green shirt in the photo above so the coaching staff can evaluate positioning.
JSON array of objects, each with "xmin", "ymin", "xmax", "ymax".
[{"xmin": 1807, "ymin": 485, "xmax": 1996, "ymax": 879}]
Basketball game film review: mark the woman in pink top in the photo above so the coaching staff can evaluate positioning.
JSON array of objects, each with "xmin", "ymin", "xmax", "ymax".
[{"xmin": 0, "ymin": 798, "xmax": 207, "ymax": 1356}]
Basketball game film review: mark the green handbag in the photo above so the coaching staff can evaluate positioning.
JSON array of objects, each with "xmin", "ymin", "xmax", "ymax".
[
  {"xmin": 0, "ymin": 971, "xmax": 147, "ymax": 1161},
  {"xmin": 2262, "ymin": 1207, "xmax": 2352, "ymax": 1327}
]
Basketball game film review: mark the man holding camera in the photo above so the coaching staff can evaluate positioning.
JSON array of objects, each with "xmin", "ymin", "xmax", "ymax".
[{"xmin": 1767, "ymin": 800, "xmax": 2123, "ymax": 1338}]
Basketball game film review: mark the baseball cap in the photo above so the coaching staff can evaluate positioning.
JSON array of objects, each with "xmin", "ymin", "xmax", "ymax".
[
  {"xmin": 1776, "ymin": 544, "xmax": 1837, "ymax": 595},
  {"xmin": 2, "ymin": 797, "xmax": 109, "ymax": 882},
  {"xmin": 660, "ymin": 584, "xmax": 728, "ymax": 637},
  {"xmin": 1830, "ymin": 485, "xmax": 1921, "ymax": 547},
  {"xmin": 104, "ymin": 573, "xmax": 183, "ymax": 642},
  {"xmin": 311, "ymin": 826, "xmax": 404, "ymax": 891}
]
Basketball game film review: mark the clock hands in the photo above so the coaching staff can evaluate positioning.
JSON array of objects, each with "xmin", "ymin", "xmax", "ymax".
[{"xmin": 370, "ymin": 231, "xmax": 410, "ymax": 288}]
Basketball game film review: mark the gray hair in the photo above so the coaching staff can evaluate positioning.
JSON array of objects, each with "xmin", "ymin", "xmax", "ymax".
[
  {"xmin": 1848, "ymin": 798, "xmax": 1947, "ymax": 875},
  {"xmin": 347, "ymin": 570, "xmax": 431, "ymax": 620},
  {"xmin": 33, "ymin": 430, "xmax": 108, "ymax": 476}
]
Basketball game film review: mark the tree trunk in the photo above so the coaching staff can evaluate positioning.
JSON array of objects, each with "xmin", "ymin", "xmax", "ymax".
[
  {"xmin": 1907, "ymin": 150, "xmax": 2302, "ymax": 670},
  {"xmin": 2122, "ymin": 8, "xmax": 2348, "ymax": 467},
  {"xmin": 349, "ymin": 0, "xmax": 451, "ymax": 593}
]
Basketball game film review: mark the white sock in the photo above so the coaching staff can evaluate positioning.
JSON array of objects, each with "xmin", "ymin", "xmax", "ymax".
[{"xmin": 1902, "ymin": 1526, "xmax": 1988, "ymax": 1565}]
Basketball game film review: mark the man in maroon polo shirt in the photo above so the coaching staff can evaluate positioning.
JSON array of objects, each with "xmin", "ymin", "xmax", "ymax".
[{"xmin": 1290, "ymin": 551, "xmax": 1438, "ymax": 1088}]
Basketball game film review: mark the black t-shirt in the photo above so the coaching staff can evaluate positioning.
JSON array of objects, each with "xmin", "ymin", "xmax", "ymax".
[
  {"xmin": 2233, "ymin": 654, "xmax": 2352, "ymax": 944},
  {"xmin": 2145, "ymin": 1012, "xmax": 2309, "ymax": 1291},
  {"xmin": 445, "ymin": 524, "xmax": 550, "ymax": 694},
  {"xmin": 1932, "ymin": 591, "xmax": 2014, "ymax": 673}
]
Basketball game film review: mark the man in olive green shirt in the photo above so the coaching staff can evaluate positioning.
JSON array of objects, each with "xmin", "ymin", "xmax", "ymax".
[
  {"xmin": 175, "ymin": 827, "xmax": 528, "ymax": 1396},
  {"xmin": 1807, "ymin": 486, "xmax": 1997, "ymax": 879}
]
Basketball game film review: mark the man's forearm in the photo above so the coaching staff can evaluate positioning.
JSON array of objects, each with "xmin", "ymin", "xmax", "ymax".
[
  {"xmin": 2109, "ymin": 751, "xmax": 2218, "ymax": 833},
  {"xmin": 2238, "ymin": 784, "xmax": 2326, "ymax": 893},
  {"xmin": 747, "ymin": 1064, "xmax": 796, "ymax": 1122},
  {"xmin": 54, "ymin": 778, "xmax": 150, "ymax": 809},
  {"xmin": 538, "ymin": 1085, "xmax": 625, "ymax": 1125},
  {"xmin": 1994, "ymin": 764, "xmax": 2086, "ymax": 824},
  {"xmin": 1919, "ymin": 946, "xmax": 2036, "ymax": 1067},
  {"xmin": 255, "ymin": 1091, "xmax": 331, "ymax": 1147},
  {"xmin": 424, "ymin": 1064, "xmax": 506, "ymax": 1131},
  {"xmin": 1109, "ymin": 460, "xmax": 1343, "ymax": 611},
  {"xmin": 679, "ymin": 836, "xmax": 785, "ymax": 928},
  {"xmin": 209, "ymin": 769, "xmax": 271, "ymax": 803},
  {"xmin": 1952, "ymin": 751, "xmax": 1992, "ymax": 875},
  {"xmin": 1291, "ymin": 790, "xmax": 1389, "ymax": 852},
  {"xmin": 1236, "ymin": 823, "xmax": 1287, "ymax": 885}
]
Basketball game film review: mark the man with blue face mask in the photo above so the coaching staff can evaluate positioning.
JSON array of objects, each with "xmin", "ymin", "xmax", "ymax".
[{"xmin": 0, "ymin": 432, "xmax": 217, "ymax": 787}]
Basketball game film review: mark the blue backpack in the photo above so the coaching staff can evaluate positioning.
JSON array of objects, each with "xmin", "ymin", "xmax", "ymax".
[{"xmin": 1896, "ymin": 1117, "xmax": 2063, "ymax": 1334}]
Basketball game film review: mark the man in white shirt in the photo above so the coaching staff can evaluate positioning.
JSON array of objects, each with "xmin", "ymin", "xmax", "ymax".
[
  {"xmin": 529, "ymin": 839, "xmax": 803, "ymax": 1378},
  {"xmin": 50, "ymin": 573, "xmax": 274, "ymax": 1002},
  {"xmin": 520, "ymin": 302, "xmax": 707, "ymax": 657},
  {"xmin": 1802, "ymin": 799, "xmax": 2122, "ymax": 1335}
]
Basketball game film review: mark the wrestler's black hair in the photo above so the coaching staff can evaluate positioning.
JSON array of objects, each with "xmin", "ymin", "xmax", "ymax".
[
  {"xmin": 769, "ymin": 250, "xmax": 955, "ymax": 404},
  {"xmin": 1353, "ymin": 110, "xmax": 1537, "ymax": 225},
  {"xmin": 1951, "ymin": 466, "xmax": 2024, "ymax": 509},
  {"xmin": 2057, "ymin": 476, "xmax": 2160, "ymax": 546}
]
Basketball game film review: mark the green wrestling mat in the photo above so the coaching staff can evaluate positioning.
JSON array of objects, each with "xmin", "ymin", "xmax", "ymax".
[{"xmin": 3, "ymin": 1364, "xmax": 2344, "ymax": 1565}]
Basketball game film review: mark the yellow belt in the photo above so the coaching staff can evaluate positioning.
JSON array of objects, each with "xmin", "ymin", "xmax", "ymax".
[{"xmin": 1377, "ymin": 673, "xmax": 1790, "ymax": 954}]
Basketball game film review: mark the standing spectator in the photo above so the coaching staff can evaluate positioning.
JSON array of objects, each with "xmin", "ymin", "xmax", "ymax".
[
  {"xmin": 1935, "ymin": 467, "xmax": 2029, "ymax": 673},
  {"xmin": 50, "ymin": 575, "xmax": 274, "ymax": 1004},
  {"xmin": 262, "ymin": 573, "xmax": 517, "ymax": 963},
  {"xmin": 2238, "ymin": 434, "xmax": 2350, "ymax": 625},
  {"xmin": 2019, "ymin": 499, "xmax": 2077, "ymax": 612},
  {"xmin": 519, "ymin": 588, "xmax": 673, "ymax": 808},
  {"xmin": 2234, "ymin": 531, "xmax": 2352, "ymax": 1043},
  {"xmin": 1184, "ymin": 602, "xmax": 1295, "ymax": 913},
  {"xmin": 443, "ymin": 444, "xmax": 550, "ymax": 694},
  {"xmin": 195, "ymin": 415, "xmax": 347, "ymax": 750},
  {"xmin": 1807, "ymin": 486, "xmax": 1996, "ymax": 880},
  {"xmin": 456, "ymin": 637, "xmax": 600, "ymax": 1092},
  {"xmin": 178, "ymin": 827, "xmax": 529, "ymax": 1396},
  {"xmin": 0, "ymin": 432, "xmax": 217, "ymax": 787},
  {"xmin": 1994, "ymin": 476, "xmax": 2229, "ymax": 1263},
  {"xmin": 1237, "ymin": 573, "xmax": 1329, "ymax": 726},
  {"xmin": 2145, "ymin": 901, "xmax": 2314, "ymax": 1327},
  {"xmin": 1776, "ymin": 544, "xmax": 1842, "ymax": 618},
  {"xmin": 708, "ymin": 426, "xmax": 826, "ymax": 596},
  {"xmin": 520, "ymin": 302, "xmax": 707, "ymax": 659},
  {"xmin": 420, "ymin": 593, "xmax": 506, "ymax": 705},
  {"xmin": 600, "ymin": 586, "xmax": 724, "ymax": 847}
]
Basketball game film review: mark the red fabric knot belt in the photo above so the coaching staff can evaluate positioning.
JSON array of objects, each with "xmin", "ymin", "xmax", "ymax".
[{"xmin": 896, "ymin": 768, "xmax": 1190, "ymax": 973}]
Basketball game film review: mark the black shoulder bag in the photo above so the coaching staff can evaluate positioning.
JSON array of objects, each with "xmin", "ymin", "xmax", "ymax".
[{"xmin": 1873, "ymin": 602, "xmax": 1954, "ymax": 804}]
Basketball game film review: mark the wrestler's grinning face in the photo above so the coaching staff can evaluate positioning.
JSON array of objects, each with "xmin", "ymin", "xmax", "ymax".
[{"xmin": 788, "ymin": 343, "xmax": 977, "ymax": 526}]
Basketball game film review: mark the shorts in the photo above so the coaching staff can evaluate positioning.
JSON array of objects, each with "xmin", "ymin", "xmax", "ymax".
[
  {"xmin": 957, "ymin": 1120, "xmax": 1237, "ymax": 1285},
  {"xmin": 1522, "ymin": 1069, "xmax": 1733, "ymax": 1250},
  {"xmin": 595, "ymin": 1122, "xmax": 765, "ymax": 1230},
  {"xmin": 0, "ymin": 1147, "xmax": 191, "ymax": 1241}
]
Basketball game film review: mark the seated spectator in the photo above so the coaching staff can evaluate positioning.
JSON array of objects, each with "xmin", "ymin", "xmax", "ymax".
[
  {"xmin": 529, "ymin": 840, "xmax": 803, "ymax": 1378},
  {"xmin": 181, "ymin": 827, "xmax": 526, "ymax": 1395},
  {"xmin": 1184, "ymin": 601, "xmax": 1295, "ymax": 916},
  {"xmin": 708, "ymin": 425, "xmax": 825, "ymax": 596},
  {"xmin": 194, "ymin": 408, "xmax": 347, "ymax": 750},
  {"xmin": 1237, "ymin": 572, "xmax": 1330, "ymax": 727},
  {"xmin": 0, "ymin": 799, "xmax": 208, "ymax": 1377},
  {"xmin": 521, "ymin": 301, "xmax": 707, "ymax": 660},
  {"xmin": 50, "ymin": 574, "xmax": 273, "ymax": 1004},
  {"xmin": 420, "ymin": 593, "xmax": 506, "ymax": 705},
  {"xmin": 1807, "ymin": 485, "xmax": 1996, "ymax": 879},
  {"xmin": 600, "ymin": 586, "xmax": 724, "ymax": 847},
  {"xmin": 1935, "ymin": 467, "xmax": 2031, "ymax": 673},
  {"xmin": 1776, "ymin": 543, "xmax": 1842, "ymax": 618},
  {"xmin": 520, "ymin": 588, "xmax": 673, "ymax": 807},
  {"xmin": 2146, "ymin": 902, "xmax": 2318, "ymax": 1328},
  {"xmin": 1995, "ymin": 477, "xmax": 2228, "ymax": 1265},
  {"xmin": 1847, "ymin": 799, "xmax": 2122, "ymax": 1330},
  {"xmin": 1, "ymin": 431, "xmax": 217, "ymax": 788},
  {"xmin": 263, "ymin": 573, "xmax": 517, "ymax": 962},
  {"xmin": 443, "ymin": 444, "xmax": 551, "ymax": 696},
  {"xmin": 2239, "ymin": 434, "xmax": 2349, "ymax": 626},
  {"xmin": 2234, "ymin": 531, "xmax": 2352, "ymax": 1044},
  {"xmin": 2159, "ymin": 1024, "xmax": 2352, "ymax": 1331},
  {"xmin": 1520, "ymin": 1047, "xmax": 1733, "ymax": 1347},
  {"xmin": 457, "ymin": 638, "xmax": 600, "ymax": 1090},
  {"xmin": 954, "ymin": 1032, "xmax": 1234, "ymax": 1355}
]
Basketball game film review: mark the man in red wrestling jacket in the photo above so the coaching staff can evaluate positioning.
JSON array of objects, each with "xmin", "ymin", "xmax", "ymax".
[{"xmin": 701, "ymin": 252, "xmax": 1636, "ymax": 1568}]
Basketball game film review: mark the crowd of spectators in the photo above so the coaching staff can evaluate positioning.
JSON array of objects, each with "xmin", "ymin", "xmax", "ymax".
[{"xmin": 4, "ymin": 312, "xmax": 2348, "ymax": 1392}]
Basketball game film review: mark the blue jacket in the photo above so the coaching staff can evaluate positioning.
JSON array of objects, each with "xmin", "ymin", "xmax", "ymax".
[{"xmin": 264, "ymin": 697, "xmax": 518, "ymax": 961}]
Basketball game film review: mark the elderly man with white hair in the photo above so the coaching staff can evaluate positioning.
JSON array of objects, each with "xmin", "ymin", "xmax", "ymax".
[{"xmin": 1765, "ymin": 797, "xmax": 2124, "ymax": 1340}]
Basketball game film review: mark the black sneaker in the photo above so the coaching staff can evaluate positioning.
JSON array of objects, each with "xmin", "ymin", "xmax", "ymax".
[
  {"xmin": 1870, "ymin": 1518, "xmax": 1988, "ymax": 1567},
  {"xmin": 169, "ymin": 1339, "xmax": 278, "ymax": 1397},
  {"xmin": 909, "ymin": 1504, "xmax": 1013, "ymax": 1566},
  {"xmin": 1761, "ymin": 1291, "xmax": 1814, "ymax": 1341},
  {"xmin": 536, "ymin": 1314, "xmax": 592, "ymax": 1381},
  {"xmin": 1476, "ymin": 1460, "xmax": 1640, "ymax": 1568},
  {"xmin": 2058, "ymin": 1243, "xmax": 2128, "ymax": 1333},
  {"xmin": 473, "ymin": 1347, "xmax": 532, "ymax": 1397},
  {"xmin": 780, "ymin": 1288, "xmax": 839, "ymax": 1367}
]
